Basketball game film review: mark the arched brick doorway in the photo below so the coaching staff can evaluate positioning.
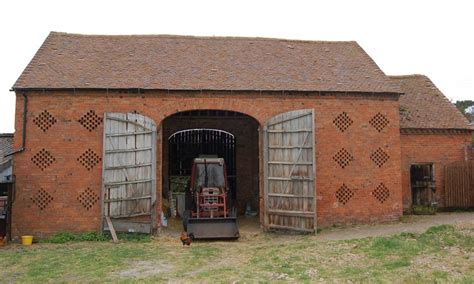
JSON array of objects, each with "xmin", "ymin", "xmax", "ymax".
[{"xmin": 161, "ymin": 110, "xmax": 260, "ymax": 217}]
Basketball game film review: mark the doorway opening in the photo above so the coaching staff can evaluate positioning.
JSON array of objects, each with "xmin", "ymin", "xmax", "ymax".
[
  {"xmin": 0, "ymin": 181, "xmax": 13, "ymax": 242},
  {"xmin": 410, "ymin": 163, "xmax": 436, "ymax": 206},
  {"xmin": 162, "ymin": 110, "xmax": 260, "ymax": 220}
]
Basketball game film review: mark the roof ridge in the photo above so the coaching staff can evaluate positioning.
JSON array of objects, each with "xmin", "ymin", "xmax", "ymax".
[
  {"xmin": 12, "ymin": 32, "xmax": 402, "ymax": 93},
  {"xmin": 49, "ymin": 31, "xmax": 357, "ymax": 44},
  {"xmin": 389, "ymin": 74, "xmax": 428, "ymax": 79}
]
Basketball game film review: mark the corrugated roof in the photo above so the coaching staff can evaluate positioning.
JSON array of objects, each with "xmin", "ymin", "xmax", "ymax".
[
  {"xmin": 13, "ymin": 32, "xmax": 400, "ymax": 93},
  {"xmin": 0, "ymin": 134, "xmax": 13, "ymax": 172},
  {"xmin": 391, "ymin": 75, "xmax": 472, "ymax": 130}
]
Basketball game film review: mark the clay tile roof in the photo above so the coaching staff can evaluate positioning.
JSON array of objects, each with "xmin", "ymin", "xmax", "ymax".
[
  {"xmin": 391, "ymin": 75, "xmax": 472, "ymax": 130},
  {"xmin": 13, "ymin": 32, "xmax": 400, "ymax": 93}
]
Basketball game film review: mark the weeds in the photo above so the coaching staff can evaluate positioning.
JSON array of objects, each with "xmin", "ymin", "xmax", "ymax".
[{"xmin": 41, "ymin": 231, "xmax": 150, "ymax": 243}]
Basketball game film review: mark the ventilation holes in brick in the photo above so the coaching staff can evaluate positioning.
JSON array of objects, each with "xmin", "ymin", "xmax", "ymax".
[
  {"xmin": 335, "ymin": 184, "xmax": 354, "ymax": 205},
  {"xmin": 369, "ymin": 112, "xmax": 390, "ymax": 132},
  {"xmin": 31, "ymin": 149, "xmax": 56, "ymax": 170},
  {"xmin": 33, "ymin": 110, "xmax": 57, "ymax": 132},
  {"xmin": 333, "ymin": 112, "xmax": 353, "ymax": 132},
  {"xmin": 77, "ymin": 149, "xmax": 101, "ymax": 171},
  {"xmin": 372, "ymin": 183, "xmax": 390, "ymax": 203},
  {"xmin": 370, "ymin": 147, "xmax": 390, "ymax": 167},
  {"xmin": 77, "ymin": 188, "xmax": 100, "ymax": 210},
  {"xmin": 31, "ymin": 188, "xmax": 53, "ymax": 210},
  {"xmin": 78, "ymin": 110, "xmax": 102, "ymax": 131},
  {"xmin": 333, "ymin": 148, "xmax": 354, "ymax": 168}
]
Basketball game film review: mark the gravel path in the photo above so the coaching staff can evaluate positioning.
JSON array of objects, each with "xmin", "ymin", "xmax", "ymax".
[
  {"xmin": 165, "ymin": 212, "xmax": 474, "ymax": 241},
  {"xmin": 316, "ymin": 212, "xmax": 474, "ymax": 241}
]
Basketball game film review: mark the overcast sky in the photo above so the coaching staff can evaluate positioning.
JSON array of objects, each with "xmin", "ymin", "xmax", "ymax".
[{"xmin": 1, "ymin": 0, "xmax": 473, "ymax": 133}]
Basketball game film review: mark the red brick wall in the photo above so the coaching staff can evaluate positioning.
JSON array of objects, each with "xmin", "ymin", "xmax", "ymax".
[
  {"xmin": 11, "ymin": 90, "xmax": 403, "ymax": 237},
  {"xmin": 400, "ymin": 132, "xmax": 472, "ymax": 209}
]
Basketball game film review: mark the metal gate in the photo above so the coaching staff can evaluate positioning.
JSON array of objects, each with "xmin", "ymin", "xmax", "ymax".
[
  {"xmin": 102, "ymin": 113, "xmax": 157, "ymax": 234},
  {"xmin": 264, "ymin": 109, "xmax": 316, "ymax": 232},
  {"xmin": 168, "ymin": 129, "xmax": 236, "ymax": 199},
  {"xmin": 444, "ymin": 161, "xmax": 474, "ymax": 208}
]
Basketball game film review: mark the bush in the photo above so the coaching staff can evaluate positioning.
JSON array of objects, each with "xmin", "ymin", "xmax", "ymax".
[
  {"xmin": 45, "ymin": 232, "xmax": 78, "ymax": 244},
  {"xmin": 41, "ymin": 231, "xmax": 151, "ymax": 244}
]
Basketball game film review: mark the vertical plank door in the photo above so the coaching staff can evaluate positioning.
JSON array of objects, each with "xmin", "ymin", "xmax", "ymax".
[
  {"xmin": 102, "ymin": 113, "xmax": 157, "ymax": 234},
  {"xmin": 264, "ymin": 109, "xmax": 316, "ymax": 232}
]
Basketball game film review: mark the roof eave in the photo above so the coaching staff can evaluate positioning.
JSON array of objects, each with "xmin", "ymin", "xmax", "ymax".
[{"xmin": 11, "ymin": 87, "xmax": 403, "ymax": 96}]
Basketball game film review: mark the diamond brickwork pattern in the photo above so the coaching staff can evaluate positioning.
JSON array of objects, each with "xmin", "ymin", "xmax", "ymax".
[
  {"xmin": 77, "ymin": 188, "xmax": 100, "ymax": 210},
  {"xmin": 372, "ymin": 183, "xmax": 390, "ymax": 203},
  {"xmin": 31, "ymin": 188, "xmax": 53, "ymax": 210},
  {"xmin": 335, "ymin": 184, "xmax": 354, "ymax": 205},
  {"xmin": 333, "ymin": 112, "xmax": 353, "ymax": 132},
  {"xmin": 78, "ymin": 110, "xmax": 102, "ymax": 131},
  {"xmin": 33, "ymin": 110, "xmax": 57, "ymax": 132},
  {"xmin": 369, "ymin": 112, "xmax": 390, "ymax": 132},
  {"xmin": 77, "ymin": 149, "xmax": 101, "ymax": 171},
  {"xmin": 31, "ymin": 149, "xmax": 56, "ymax": 170},
  {"xmin": 333, "ymin": 148, "xmax": 354, "ymax": 168},
  {"xmin": 370, "ymin": 147, "xmax": 390, "ymax": 168}
]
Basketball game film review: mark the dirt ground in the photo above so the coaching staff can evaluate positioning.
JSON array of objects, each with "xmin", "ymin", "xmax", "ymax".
[
  {"xmin": 1, "ymin": 212, "xmax": 473, "ymax": 282},
  {"xmin": 163, "ymin": 212, "xmax": 474, "ymax": 241}
]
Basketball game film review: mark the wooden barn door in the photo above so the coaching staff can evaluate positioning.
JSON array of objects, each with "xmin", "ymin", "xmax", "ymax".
[
  {"xmin": 264, "ymin": 109, "xmax": 316, "ymax": 232},
  {"xmin": 102, "ymin": 113, "xmax": 157, "ymax": 234}
]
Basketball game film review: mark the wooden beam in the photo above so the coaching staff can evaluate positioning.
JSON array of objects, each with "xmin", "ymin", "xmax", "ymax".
[
  {"xmin": 267, "ymin": 177, "xmax": 313, "ymax": 181},
  {"xmin": 268, "ymin": 161, "xmax": 313, "ymax": 165},
  {"xmin": 105, "ymin": 116, "xmax": 152, "ymax": 130},
  {"xmin": 268, "ymin": 193, "xmax": 314, "ymax": 198},
  {"xmin": 105, "ymin": 147, "xmax": 152, "ymax": 154},
  {"xmin": 104, "ymin": 179, "xmax": 152, "ymax": 186},
  {"xmin": 267, "ymin": 129, "xmax": 312, "ymax": 133},
  {"xmin": 268, "ymin": 146, "xmax": 312, "ymax": 149},
  {"xmin": 268, "ymin": 209, "xmax": 314, "ymax": 217},
  {"xmin": 109, "ymin": 212, "xmax": 152, "ymax": 219},
  {"xmin": 106, "ymin": 131, "xmax": 152, "ymax": 137},
  {"xmin": 104, "ymin": 163, "xmax": 152, "ymax": 170},
  {"xmin": 104, "ymin": 196, "xmax": 152, "ymax": 203},
  {"xmin": 268, "ymin": 224, "xmax": 315, "ymax": 233},
  {"xmin": 105, "ymin": 216, "xmax": 119, "ymax": 243}
]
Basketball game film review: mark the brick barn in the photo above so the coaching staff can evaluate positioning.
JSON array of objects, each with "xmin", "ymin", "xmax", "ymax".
[{"xmin": 8, "ymin": 32, "xmax": 472, "ymax": 237}]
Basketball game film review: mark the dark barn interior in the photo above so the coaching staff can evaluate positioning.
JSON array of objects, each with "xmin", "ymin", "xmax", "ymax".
[
  {"xmin": 410, "ymin": 164, "xmax": 436, "ymax": 206},
  {"xmin": 162, "ymin": 110, "xmax": 260, "ymax": 216},
  {"xmin": 0, "ymin": 182, "xmax": 13, "ymax": 241}
]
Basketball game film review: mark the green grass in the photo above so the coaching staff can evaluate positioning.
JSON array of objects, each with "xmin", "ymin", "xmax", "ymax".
[{"xmin": 1, "ymin": 224, "xmax": 473, "ymax": 282}]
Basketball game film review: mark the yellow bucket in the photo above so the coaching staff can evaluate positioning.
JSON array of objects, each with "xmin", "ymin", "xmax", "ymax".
[{"xmin": 21, "ymin": 235, "xmax": 33, "ymax": 246}]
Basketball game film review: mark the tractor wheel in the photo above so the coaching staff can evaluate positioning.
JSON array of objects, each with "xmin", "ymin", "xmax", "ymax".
[{"xmin": 182, "ymin": 210, "xmax": 190, "ymax": 231}]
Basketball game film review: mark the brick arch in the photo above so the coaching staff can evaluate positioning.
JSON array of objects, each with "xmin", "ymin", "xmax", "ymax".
[
  {"xmin": 156, "ymin": 99, "xmax": 263, "ymax": 125},
  {"xmin": 159, "ymin": 103, "xmax": 262, "ymax": 217}
]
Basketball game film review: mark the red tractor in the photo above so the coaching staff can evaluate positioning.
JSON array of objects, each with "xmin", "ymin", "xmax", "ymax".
[{"xmin": 183, "ymin": 157, "xmax": 239, "ymax": 239}]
